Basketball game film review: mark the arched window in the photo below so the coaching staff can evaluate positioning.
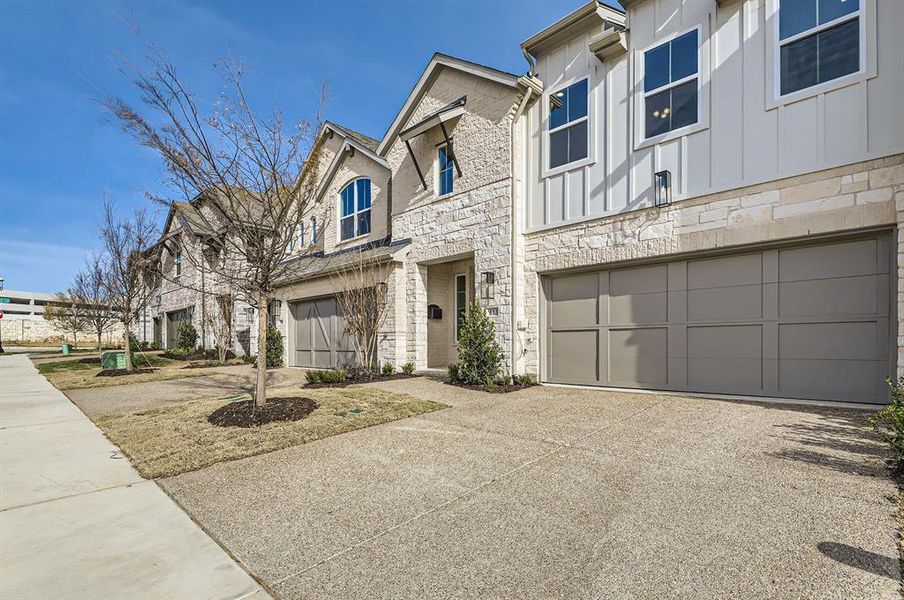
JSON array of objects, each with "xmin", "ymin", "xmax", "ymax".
[{"xmin": 339, "ymin": 178, "xmax": 372, "ymax": 241}]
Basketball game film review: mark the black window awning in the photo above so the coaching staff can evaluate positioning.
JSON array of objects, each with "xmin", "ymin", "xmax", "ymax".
[{"xmin": 400, "ymin": 96, "xmax": 466, "ymax": 190}]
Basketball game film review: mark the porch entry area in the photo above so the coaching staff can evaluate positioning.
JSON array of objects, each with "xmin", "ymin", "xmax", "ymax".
[
  {"xmin": 426, "ymin": 256, "xmax": 474, "ymax": 369},
  {"xmin": 290, "ymin": 297, "xmax": 356, "ymax": 369},
  {"xmin": 165, "ymin": 307, "xmax": 193, "ymax": 350}
]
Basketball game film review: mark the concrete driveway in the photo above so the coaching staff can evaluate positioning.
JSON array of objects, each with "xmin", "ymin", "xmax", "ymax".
[{"xmin": 160, "ymin": 379, "xmax": 897, "ymax": 599}]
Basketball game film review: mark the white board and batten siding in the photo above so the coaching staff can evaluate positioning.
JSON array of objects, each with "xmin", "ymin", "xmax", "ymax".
[{"xmin": 525, "ymin": 0, "xmax": 904, "ymax": 232}]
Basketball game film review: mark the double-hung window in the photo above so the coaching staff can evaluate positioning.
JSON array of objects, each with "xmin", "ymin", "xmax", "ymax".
[
  {"xmin": 644, "ymin": 29, "xmax": 698, "ymax": 140},
  {"xmin": 438, "ymin": 145, "xmax": 454, "ymax": 196},
  {"xmin": 339, "ymin": 178, "xmax": 372, "ymax": 241},
  {"xmin": 174, "ymin": 251, "xmax": 182, "ymax": 278},
  {"xmin": 548, "ymin": 79, "xmax": 588, "ymax": 170},
  {"xmin": 778, "ymin": 0, "xmax": 861, "ymax": 96},
  {"xmin": 311, "ymin": 217, "xmax": 318, "ymax": 244}
]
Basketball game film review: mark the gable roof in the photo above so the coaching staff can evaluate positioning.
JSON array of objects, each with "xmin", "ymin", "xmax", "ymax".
[
  {"xmin": 376, "ymin": 53, "xmax": 521, "ymax": 156},
  {"xmin": 521, "ymin": 1, "xmax": 626, "ymax": 56},
  {"xmin": 325, "ymin": 121, "xmax": 380, "ymax": 152},
  {"xmin": 161, "ymin": 200, "xmax": 217, "ymax": 238}
]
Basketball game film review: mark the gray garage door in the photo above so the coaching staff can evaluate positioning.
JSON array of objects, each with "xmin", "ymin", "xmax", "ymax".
[
  {"xmin": 291, "ymin": 297, "xmax": 356, "ymax": 368},
  {"xmin": 543, "ymin": 235, "xmax": 892, "ymax": 404}
]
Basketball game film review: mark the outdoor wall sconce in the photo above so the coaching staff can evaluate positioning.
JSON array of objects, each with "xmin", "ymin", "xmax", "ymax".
[
  {"xmin": 654, "ymin": 170, "xmax": 672, "ymax": 207},
  {"xmin": 427, "ymin": 304, "xmax": 442, "ymax": 320},
  {"xmin": 480, "ymin": 271, "xmax": 496, "ymax": 300}
]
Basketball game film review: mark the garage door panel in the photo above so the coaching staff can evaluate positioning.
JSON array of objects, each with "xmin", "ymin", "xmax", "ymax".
[
  {"xmin": 687, "ymin": 285, "xmax": 762, "ymax": 322},
  {"xmin": 544, "ymin": 235, "xmax": 890, "ymax": 403},
  {"xmin": 610, "ymin": 264, "xmax": 667, "ymax": 295},
  {"xmin": 609, "ymin": 292, "xmax": 668, "ymax": 325},
  {"xmin": 291, "ymin": 297, "xmax": 350, "ymax": 369},
  {"xmin": 688, "ymin": 359, "xmax": 763, "ymax": 390},
  {"xmin": 778, "ymin": 275, "xmax": 878, "ymax": 318},
  {"xmin": 779, "ymin": 360, "xmax": 880, "ymax": 398},
  {"xmin": 779, "ymin": 239, "xmax": 877, "ymax": 282},
  {"xmin": 779, "ymin": 322, "xmax": 877, "ymax": 361},
  {"xmin": 549, "ymin": 273, "xmax": 599, "ymax": 328},
  {"xmin": 688, "ymin": 253, "xmax": 762, "ymax": 289},
  {"xmin": 549, "ymin": 330, "xmax": 598, "ymax": 382}
]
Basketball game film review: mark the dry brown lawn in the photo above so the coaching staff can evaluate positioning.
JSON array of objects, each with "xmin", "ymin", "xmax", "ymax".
[
  {"xmin": 95, "ymin": 386, "xmax": 447, "ymax": 478},
  {"xmin": 43, "ymin": 361, "xmax": 223, "ymax": 390}
]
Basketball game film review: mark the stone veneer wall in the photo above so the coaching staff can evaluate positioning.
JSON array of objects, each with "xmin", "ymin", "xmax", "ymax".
[
  {"xmin": 521, "ymin": 154, "xmax": 904, "ymax": 377},
  {"xmin": 0, "ymin": 317, "xmax": 123, "ymax": 346}
]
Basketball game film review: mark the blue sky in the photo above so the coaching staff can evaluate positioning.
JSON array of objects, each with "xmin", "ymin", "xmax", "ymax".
[{"xmin": 0, "ymin": 0, "xmax": 619, "ymax": 293}]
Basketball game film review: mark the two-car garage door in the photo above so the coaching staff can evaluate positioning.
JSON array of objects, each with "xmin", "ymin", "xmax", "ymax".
[{"xmin": 543, "ymin": 235, "xmax": 892, "ymax": 404}]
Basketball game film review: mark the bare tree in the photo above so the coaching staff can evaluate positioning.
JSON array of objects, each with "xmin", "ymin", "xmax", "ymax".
[
  {"xmin": 71, "ymin": 254, "xmax": 118, "ymax": 350},
  {"xmin": 106, "ymin": 52, "xmax": 326, "ymax": 406},
  {"xmin": 331, "ymin": 255, "xmax": 390, "ymax": 370},
  {"xmin": 101, "ymin": 201, "xmax": 157, "ymax": 371},
  {"xmin": 43, "ymin": 294, "xmax": 89, "ymax": 348},
  {"xmin": 205, "ymin": 293, "xmax": 234, "ymax": 364}
]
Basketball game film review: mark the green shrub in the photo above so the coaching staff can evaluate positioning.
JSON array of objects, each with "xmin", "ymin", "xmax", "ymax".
[
  {"xmin": 447, "ymin": 363, "xmax": 459, "ymax": 383},
  {"xmin": 266, "ymin": 325, "xmax": 284, "ymax": 368},
  {"xmin": 242, "ymin": 354, "xmax": 257, "ymax": 364},
  {"xmin": 512, "ymin": 373, "xmax": 538, "ymax": 387},
  {"xmin": 305, "ymin": 368, "xmax": 347, "ymax": 384},
  {"xmin": 455, "ymin": 301, "xmax": 503, "ymax": 386},
  {"xmin": 177, "ymin": 319, "xmax": 198, "ymax": 351},
  {"xmin": 163, "ymin": 347, "xmax": 193, "ymax": 359},
  {"xmin": 401, "ymin": 362, "xmax": 415, "ymax": 375},
  {"xmin": 381, "ymin": 362, "xmax": 395, "ymax": 376},
  {"xmin": 870, "ymin": 378, "xmax": 904, "ymax": 466},
  {"xmin": 128, "ymin": 333, "xmax": 141, "ymax": 351}
]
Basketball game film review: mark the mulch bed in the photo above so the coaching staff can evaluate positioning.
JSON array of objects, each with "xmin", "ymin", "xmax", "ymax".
[
  {"xmin": 445, "ymin": 381, "xmax": 539, "ymax": 394},
  {"xmin": 96, "ymin": 368, "xmax": 158, "ymax": 377},
  {"xmin": 163, "ymin": 350, "xmax": 237, "ymax": 362},
  {"xmin": 207, "ymin": 397, "xmax": 319, "ymax": 428},
  {"xmin": 304, "ymin": 373, "xmax": 417, "ymax": 389},
  {"xmin": 78, "ymin": 357, "xmax": 102, "ymax": 365}
]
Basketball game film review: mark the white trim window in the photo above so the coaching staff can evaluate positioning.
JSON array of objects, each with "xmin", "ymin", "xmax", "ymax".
[
  {"xmin": 643, "ymin": 28, "xmax": 699, "ymax": 140},
  {"xmin": 339, "ymin": 178, "xmax": 372, "ymax": 241},
  {"xmin": 311, "ymin": 216, "xmax": 318, "ymax": 244},
  {"xmin": 777, "ymin": 0, "xmax": 861, "ymax": 97},
  {"xmin": 174, "ymin": 251, "xmax": 182, "ymax": 278},
  {"xmin": 547, "ymin": 78, "xmax": 588, "ymax": 170},
  {"xmin": 437, "ymin": 145, "xmax": 454, "ymax": 196}
]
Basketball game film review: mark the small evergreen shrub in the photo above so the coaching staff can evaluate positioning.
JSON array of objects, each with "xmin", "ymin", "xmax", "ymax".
[
  {"xmin": 266, "ymin": 325, "xmax": 284, "ymax": 368},
  {"xmin": 242, "ymin": 354, "xmax": 257, "ymax": 364},
  {"xmin": 401, "ymin": 362, "xmax": 415, "ymax": 375},
  {"xmin": 447, "ymin": 363, "xmax": 460, "ymax": 383},
  {"xmin": 512, "ymin": 373, "xmax": 538, "ymax": 387},
  {"xmin": 381, "ymin": 362, "xmax": 395, "ymax": 376},
  {"xmin": 305, "ymin": 368, "xmax": 348, "ymax": 384},
  {"xmin": 870, "ymin": 377, "xmax": 904, "ymax": 468},
  {"xmin": 177, "ymin": 320, "xmax": 198, "ymax": 351},
  {"xmin": 455, "ymin": 301, "xmax": 503, "ymax": 386}
]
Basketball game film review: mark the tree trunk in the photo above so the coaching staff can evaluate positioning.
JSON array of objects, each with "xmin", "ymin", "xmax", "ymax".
[
  {"xmin": 97, "ymin": 331, "xmax": 102, "ymax": 351},
  {"xmin": 255, "ymin": 295, "xmax": 268, "ymax": 408},
  {"xmin": 123, "ymin": 316, "xmax": 133, "ymax": 371}
]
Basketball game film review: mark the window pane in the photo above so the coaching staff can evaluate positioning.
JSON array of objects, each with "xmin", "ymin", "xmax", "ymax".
[
  {"xmin": 819, "ymin": 0, "xmax": 858, "ymax": 25},
  {"xmin": 644, "ymin": 43, "xmax": 670, "ymax": 92},
  {"xmin": 780, "ymin": 33, "xmax": 818, "ymax": 95},
  {"xmin": 645, "ymin": 88, "xmax": 671, "ymax": 139},
  {"xmin": 670, "ymin": 30, "xmax": 698, "ymax": 82},
  {"xmin": 549, "ymin": 89, "xmax": 568, "ymax": 129},
  {"xmin": 356, "ymin": 178, "xmax": 371, "ymax": 210},
  {"xmin": 340, "ymin": 216, "xmax": 354, "ymax": 240},
  {"xmin": 549, "ymin": 128, "xmax": 569, "ymax": 168},
  {"xmin": 341, "ymin": 185, "xmax": 354, "ymax": 217},
  {"xmin": 438, "ymin": 146, "xmax": 448, "ymax": 169},
  {"xmin": 445, "ymin": 170, "xmax": 455, "ymax": 195},
  {"xmin": 568, "ymin": 121, "xmax": 588, "ymax": 163},
  {"xmin": 357, "ymin": 210, "xmax": 371, "ymax": 236},
  {"xmin": 567, "ymin": 79, "xmax": 588, "ymax": 122},
  {"xmin": 818, "ymin": 18, "xmax": 859, "ymax": 83},
  {"xmin": 780, "ymin": 0, "xmax": 817, "ymax": 40},
  {"xmin": 670, "ymin": 80, "xmax": 698, "ymax": 130}
]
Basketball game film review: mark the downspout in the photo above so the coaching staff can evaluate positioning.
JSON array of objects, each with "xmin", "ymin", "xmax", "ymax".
[{"xmin": 510, "ymin": 84, "xmax": 534, "ymax": 376}]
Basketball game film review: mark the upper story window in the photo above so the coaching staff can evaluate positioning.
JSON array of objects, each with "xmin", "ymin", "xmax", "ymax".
[
  {"xmin": 438, "ymin": 145, "xmax": 454, "ymax": 196},
  {"xmin": 174, "ymin": 251, "xmax": 182, "ymax": 278},
  {"xmin": 311, "ymin": 216, "xmax": 318, "ymax": 244},
  {"xmin": 288, "ymin": 222, "xmax": 304, "ymax": 253},
  {"xmin": 778, "ymin": 0, "xmax": 861, "ymax": 96},
  {"xmin": 644, "ymin": 29, "xmax": 698, "ymax": 140},
  {"xmin": 548, "ymin": 78, "xmax": 588, "ymax": 170},
  {"xmin": 339, "ymin": 178, "xmax": 372, "ymax": 241}
]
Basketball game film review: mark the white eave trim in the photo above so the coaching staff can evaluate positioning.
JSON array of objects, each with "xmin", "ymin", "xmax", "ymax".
[
  {"xmin": 376, "ymin": 54, "xmax": 519, "ymax": 156},
  {"xmin": 589, "ymin": 28, "xmax": 629, "ymax": 61},
  {"xmin": 521, "ymin": 1, "xmax": 626, "ymax": 55}
]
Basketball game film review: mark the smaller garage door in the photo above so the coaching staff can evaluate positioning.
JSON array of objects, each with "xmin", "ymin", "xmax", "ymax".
[
  {"xmin": 543, "ymin": 235, "xmax": 892, "ymax": 404},
  {"xmin": 291, "ymin": 297, "xmax": 356, "ymax": 368}
]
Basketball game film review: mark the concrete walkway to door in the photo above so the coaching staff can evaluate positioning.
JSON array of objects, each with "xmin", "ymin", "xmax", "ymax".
[{"xmin": 0, "ymin": 354, "xmax": 268, "ymax": 599}]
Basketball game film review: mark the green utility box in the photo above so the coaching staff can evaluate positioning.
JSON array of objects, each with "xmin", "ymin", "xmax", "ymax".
[
  {"xmin": 101, "ymin": 351, "xmax": 126, "ymax": 370},
  {"xmin": 61, "ymin": 343, "xmax": 71, "ymax": 355}
]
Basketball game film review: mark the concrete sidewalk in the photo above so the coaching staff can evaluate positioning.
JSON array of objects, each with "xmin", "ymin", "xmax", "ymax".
[{"xmin": 0, "ymin": 354, "xmax": 268, "ymax": 599}]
